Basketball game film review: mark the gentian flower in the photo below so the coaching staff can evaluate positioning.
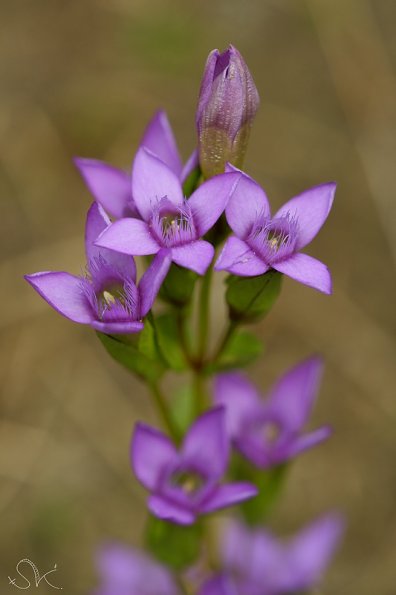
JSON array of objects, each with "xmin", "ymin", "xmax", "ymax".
[
  {"xmin": 74, "ymin": 109, "xmax": 198, "ymax": 219},
  {"xmin": 92, "ymin": 543, "xmax": 179, "ymax": 595},
  {"xmin": 214, "ymin": 167, "xmax": 336, "ymax": 294},
  {"xmin": 199, "ymin": 515, "xmax": 344, "ymax": 595},
  {"xmin": 95, "ymin": 148, "xmax": 241, "ymax": 275},
  {"xmin": 25, "ymin": 203, "xmax": 171, "ymax": 334},
  {"xmin": 197, "ymin": 45, "xmax": 259, "ymax": 178},
  {"xmin": 214, "ymin": 357, "xmax": 331, "ymax": 468},
  {"xmin": 131, "ymin": 408, "xmax": 257, "ymax": 525}
]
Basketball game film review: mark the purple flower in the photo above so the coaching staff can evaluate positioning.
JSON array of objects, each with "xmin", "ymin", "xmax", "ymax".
[
  {"xmin": 214, "ymin": 357, "xmax": 331, "ymax": 468},
  {"xmin": 197, "ymin": 45, "xmax": 259, "ymax": 178},
  {"xmin": 92, "ymin": 543, "xmax": 179, "ymax": 595},
  {"xmin": 214, "ymin": 167, "xmax": 336, "ymax": 294},
  {"xmin": 74, "ymin": 109, "xmax": 198, "ymax": 220},
  {"xmin": 95, "ymin": 148, "xmax": 241, "ymax": 275},
  {"xmin": 131, "ymin": 408, "xmax": 257, "ymax": 525},
  {"xmin": 200, "ymin": 515, "xmax": 344, "ymax": 595},
  {"xmin": 25, "ymin": 203, "xmax": 171, "ymax": 334}
]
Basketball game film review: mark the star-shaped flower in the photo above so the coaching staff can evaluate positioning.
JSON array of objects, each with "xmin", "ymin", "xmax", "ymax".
[
  {"xmin": 131, "ymin": 408, "xmax": 257, "ymax": 525},
  {"xmin": 214, "ymin": 357, "xmax": 331, "ymax": 468},
  {"xmin": 25, "ymin": 203, "xmax": 171, "ymax": 334},
  {"xmin": 95, "ymin": 148, "xmax": 241, "ymax": 275},
  {"xmin": 200, "ymin": 515, "xmax": 344, "ymax": 595},
  {"xmin": 215, "ymin": 167, "xmax": 336, "ymax": 294},
  {"xmin": 93, "ymin": 543, "xmax": 179, "ymax": 595}
]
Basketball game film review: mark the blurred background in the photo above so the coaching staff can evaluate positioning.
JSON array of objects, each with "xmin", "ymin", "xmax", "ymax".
[{"xmin": 1, "ymin": 0, "xmax": 396, "ymax": 592}]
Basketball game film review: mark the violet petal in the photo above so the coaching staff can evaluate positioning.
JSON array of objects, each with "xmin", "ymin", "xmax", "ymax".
[
  {"xmin": 274, "ymin": 182, "xmax": 336, "ymax": 250},
  {"xmin": 214, "ymin": 236, "xmax": 269, "ymax": 276},
  {"xmin": 91, "ymin": 320, "xmax": 144, "ymax": 335},
  {"xmin": 95, "ymin": 218, "xmax": 160, "ymax": 256},
  {"xmin": 85, "ymin": 202, "xmax": 137, "ymax": 281},
  {"xmin": 267, "ymin": 356, "xmax": 324, "ymax": 431},
  {"xmin": 74, "ymin": 158, "xmax": 136, "ymax": 219},
  {"xmin": 214, "ymin": 372, "xmax": 261, "ymax": 438},
  {"xmin": 25, "ymin": 271, "xmax": 93, "ymax": 324},
  {"xmin": 188, "ymin": 171, "xmax": 241, "ymax": 236},
  {"xmin": 148, "ymin": 494, "xmax": 195, "ymax": 525},
  {"xmin": 171, "ymin": 241, "xmax": 214, "ymax": 275},
  {"xmin": 225, "ymin": 165, "xmax": 270, "ymax": 238},
  {"xmin": 140, "ymin": 110, "xmax": 183, "ymax": 177},
  {"xmin": 273, "ymin": 252, "xmax": 332, "ymax": 294},
  {"xmin": 200, "ymin": 482, "xmax": 258, "ymax": 514},
  {"xmin": 182, "ymin": 408, "xmax": 229, "ymax": 479},
  {"xmin": 138, "ymin": 249, "xmax": 172, "ymax": 317},
  {"xmin": 132, "ymin": 147, "xmax": 184, "ymax": 221},
  {"xmin": 131, "ymin": 423, "xmax": 177, "ymax": 491}
]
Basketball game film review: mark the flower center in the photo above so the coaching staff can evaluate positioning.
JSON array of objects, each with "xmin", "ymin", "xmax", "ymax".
[
  {"xmin": 262, "ymin": 421, "xmax": 281, "ymax": 445},
  {"xmin": 150, "ymin": 199, "xmax": 196, "ymax": 248},
  {"xmin": 100, "ymin": 283, "xmax": 126, "ymax": 308},
  {"xmin": 247, "ymin": 215, "xmax": 298, "ymax": 264},
  {"xmin": 80, "ymin": 259, "xmax": 139, "ymax": 323},
  {"xmin": 170, "ymin": 471, "xmax": 204, "ymax": 495}
]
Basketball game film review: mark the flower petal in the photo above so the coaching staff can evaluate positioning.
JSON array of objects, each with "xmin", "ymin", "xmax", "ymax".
[
  {"xmin": 91, "ymin": 320, "xmax": 144, "ymax": 335},
  {"xmin": 225, "ymin": 165, "xmax": 270, "ymax": 238},
  {"xmin": 222, "ymin": 521, "xmax": 282, "ymax": 587},
  {"xmin": 140, "ymin": 110, "xmax": 183, "ymax": 177},
  {"xmin": 181, "ymin": 149, "xmax": 199, "ymax": 182},
  {"xmin": 171, "ymin": 241, "xmax": 214, "ymax": 275},
  {"xmin": 273, "ymin": 253, "xmax": 332, "ymax": 294},
  {"xmin": 25, "ymin": 271, "xmax": 93, "ymax": 323},
  {"xmin": 287, "ymin": 426, "xmax": 332, "ymax": 458},
  {"xmin": 138, "ymin": 249, "xmax": 172, "ymax": 317},
  {"xmin": 85, "ymin": 203, "xmax": 137, "ymax": 281},
  {"xmin": 148, "ymin": 494, "xmax": 195, "ymax": 525},
  {"xmin": 274, "ymin": 182, "xmax": 336, "ymax": 250},
  {"xmin": 200, "ymin": 482, "xmax": 258, "ymax": 514},
  {"xmin": 132, "ymin": 147, "xmax": 184, "ymax": 221},
  {"xmin": 182, "ymin": 408, "xmax": 229, "ymax": 479},
  {"xmin": 74, "ymin": 158, "xmax": 137, "ymax": 219},
  {"xmin": 214, "ymin": 236, "xmax": 269, "ymax": 276},
  {"xmin": 96, "ymin": 544, "xmax": 177, "ymax": 594},
  {"xmin": 267, "ymin": 356, "xmax": 324, "ymax": 431},
  {"xmin": 95, "ymin": 218, "xmax": 160, "ymax": 256},
  {"xmin": 279, "ymin": 514, "xmax": 344, "ymax": 592},
  {"xmin": 131, "ymin": 423, "xmax": 177, "ymax": 491},
  {"xmin": 214, "ymin": 372, "xmax": 261, "ymax": 438},
  {"xmin": 188, "ymin": 172, "xmax": 241, "ymax": 236},
  {"xmin": 199, "ymin": 574, "xmax": 234, "ymax": 595}
]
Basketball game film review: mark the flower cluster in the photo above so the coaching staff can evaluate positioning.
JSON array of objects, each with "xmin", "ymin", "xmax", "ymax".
[{"xmin": 25, "ymin": 45, "xmax": 343, "ymax": 594}]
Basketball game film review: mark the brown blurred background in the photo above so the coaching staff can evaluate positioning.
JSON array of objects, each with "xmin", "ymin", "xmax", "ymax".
[{"xmin": 1, "ymin": 0, "xmax": 396, "ymax": 593}]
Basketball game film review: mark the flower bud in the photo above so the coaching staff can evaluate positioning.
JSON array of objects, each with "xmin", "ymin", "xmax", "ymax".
[{"xmin": 196, "ymin": 45, "xmax": 259, "ymax": 178}]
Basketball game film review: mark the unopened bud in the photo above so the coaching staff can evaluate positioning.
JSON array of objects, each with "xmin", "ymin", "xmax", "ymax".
[{"xmin": 196, "ymin": 45, "xmax": 259, "ymax": 178}]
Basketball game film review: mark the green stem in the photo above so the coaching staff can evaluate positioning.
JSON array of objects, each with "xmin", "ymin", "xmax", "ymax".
[
  {"xmin": 211, "ymin": 319, "xmax": 238, "ymax": 363},
  {"xmin": 197, "ymin": 264, "xmax": 213, "ymax": 361},
  {"xmin": 149, "ymin": 381, "xmax": 180, "ymax": 443},
  {"xmin": 176, "ymin": 306, "xmax": 195, "ymax": 366},
  {"xmin": 193, "ymin": 262, "xmax": 215, "ymax": 414}
]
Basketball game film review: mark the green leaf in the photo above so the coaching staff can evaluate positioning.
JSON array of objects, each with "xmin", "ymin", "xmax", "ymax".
[
  {"xmin": 145, "ymin": 515, "xmax": 202, "ymax": 570},
  {"xmin": 96, "ymin": 319, "xmax": 165, "ymax": 382},
  {"xmin": 155, "ymin": 312, "xmax": 188, "ymax": 371},
  {"xmin": 225, "ymin": 270, "xmax": 282, "ymax": 322},
  {"xmin": 159, "ymin": 263, "xmax": 198, "ymax": 306},
  {"xmin": 231, "ymin": 454, "xmax": 288, "ymax": 524},
  {"xmin": 206, "ymin": 330, "xmax": 263, "ymax": 373}
]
